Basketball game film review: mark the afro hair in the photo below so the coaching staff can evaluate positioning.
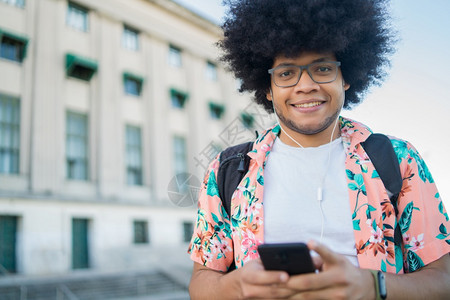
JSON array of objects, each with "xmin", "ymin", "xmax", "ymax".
[{"xmin": 219, "ymin": 0, "xmax": 397, "ymax": 113}]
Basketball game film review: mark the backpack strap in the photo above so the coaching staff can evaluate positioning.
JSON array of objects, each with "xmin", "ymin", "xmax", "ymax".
[
  {"xmin": 217, "ymin": 141, "xmax": 254, "ymax": 218},
  {"xmin": 216, "ymin": 141, "xmax": 253, "ymax": 272},
  {"xmin": 362, "ymin": 133, "xmax": 403, "ymax": 247}
]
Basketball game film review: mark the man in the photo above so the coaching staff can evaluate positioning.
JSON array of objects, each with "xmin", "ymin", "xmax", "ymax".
[{"xmin": 188, "ymin": 0, "xmax": 450, "ymax": 298}]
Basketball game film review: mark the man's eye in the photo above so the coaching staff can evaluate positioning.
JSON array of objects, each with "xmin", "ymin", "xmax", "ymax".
[
  {"xmin": 317, "ymin": 66, "xmax": 331, "ymax": 72},
  {"xmin": 279, "ymin": 71, "xmax": 292, "ymax": 77},
  {"xmin": 277, "ymin": 68, "xmax": 296, "ymax": 78},
  {"xmin": 313, "ymin": 64, "xmax": 335, "ymax": 73}
]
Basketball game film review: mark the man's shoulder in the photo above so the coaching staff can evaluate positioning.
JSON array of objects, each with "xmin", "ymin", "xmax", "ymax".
[
  {"xmin": 341, "ymin": 117, "xmax": 411, "ymax": 145},
  {"xmin": 220, "ymin": 124, "xmax": 279, "ymax": 155}
]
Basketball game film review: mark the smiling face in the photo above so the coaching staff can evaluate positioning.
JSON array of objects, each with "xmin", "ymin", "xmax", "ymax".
[{"xmin": 266, "ymin": 52, "xmax": 350, "ymax": 147}]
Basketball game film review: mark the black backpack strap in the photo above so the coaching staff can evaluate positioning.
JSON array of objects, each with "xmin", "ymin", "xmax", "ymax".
[
  {"xmin": 362, "ymin": 133, "xmax": 403, "ymax": 247},
  {"xmin": 216, "ymin": 141, "xmax": 253, "ymax": 272},
  {"xmin": 217, "ymin": 141, "xmax": 254, "ymax": 218}
]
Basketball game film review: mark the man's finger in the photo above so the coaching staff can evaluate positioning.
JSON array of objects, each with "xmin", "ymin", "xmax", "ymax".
[
  {"xmin": 311, "ymin": 254, "xmax": 323, "ymax": 270},
  {"xmin": 242, "ymin": 259, "xmax": 289, "ymax": 285},
  {"xmin": 245, "ymin": 269, "xmax": 289, "ymax": 285},
  {"xmin": 285, "ymin": 267, "xmax": 341, "ymax": 292},
  {"xmin": 287, "ymin": 286, "xmax": 345, "ymax": 299},
  {"xmin": 307, "ymin": 240, "xmax": 339, "ymax": 264}
]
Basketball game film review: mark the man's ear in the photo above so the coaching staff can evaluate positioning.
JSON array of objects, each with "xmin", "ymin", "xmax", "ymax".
[
  {"xmin": 266, "ymin": 89, "xmax": 273, "ymax": 101},
  {"xmin": 343, "ymin": 81, "xmax": 350, "ymax": 91}
]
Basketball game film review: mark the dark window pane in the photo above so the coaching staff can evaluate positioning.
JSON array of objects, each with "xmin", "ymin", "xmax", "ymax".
[
  {"xmin": 133, "ymin": 221, "xmax": 149, "ymax": 244},
  {"xmin": 0, "ymin": 36, "xmax": 26, "ymax": 62},
  {"xmin": 0, "ymin": 95, "xmax": 20, "ymax": 174},
  {"xmin": 183, "ymin": 222, "xmax": 193, "ymax": 243},
  {"xmin": 124, "ymin": 77, "xmax": 142, "ymax": 96},
  {"xmin": 125, "ymin": 125, "xmax": 143, "ymax": 185},
  {"xmin": 66, "ymin": 112, "xmax": 88, "ymax": 180},
  {"xmin": 72, "ymin": 218, "xmax": 89, "ymax": 269}
]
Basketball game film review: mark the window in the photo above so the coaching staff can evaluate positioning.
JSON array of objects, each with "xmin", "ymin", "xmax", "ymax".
[
  {"xmin": 66, "ymin": 111, "xmax": 88, "ymax": 180},
  {"xmin": 241, "ymin": 112, "xmax": 255, "ymax": 129},
  {"xmin": 122, "ymin": 25, "xmax": 139, "ymax": 51},
  {"xmin": 206, "ymin": 61, "xmax": 218, "ymax": 81},
  {"xmin": 0, "ymin": 29, "xmax": 28, "ymax": 63},
  {"xmin": 123, "ymin": 72, "xmax": 143, "ymax": 96},
  {"xmin": 65, "ymin": 53, "xmax": 98, "ymax": 81},
  {"xmin": 173, "ymin": 136, "xmax": 187, "ymax": 175},
  {"xmin": 209, "ymin": 102, "xmax": 225, "ymax": 120},
  {"xmin": 125, "ymin": 125, "xmax": 143, "ymax": 186},
  {"xmin": 133, "ymin": 220, "xmax": 149, "ymax": 244},
  {"xmin": 183, "ymin": 221, "xmax": 193, "ymax": 243},
  {"xmin": 0, "ymin": 216, "xmax": 18, "ymax": 273},
  {"xmin": 168, "ymin": 45, "xmax": 182, "ymax": 67},
  {"xmin": 0, "ymin": 95, "xmax": 20, "ymax": 175},
  {"xmin": 67, "ymin": 2, "xmax": 88, "ymax": 32},
  {"xmin": 170, "ymin": 88, "xmax": 188, "ymax": 109},
  {"xmin": 0, "ymin": 0, "xmax": 24, "ymax": 8},
  {"xmin": 72, "ymin": 218, "xmax": 90, "ymax": 269}
]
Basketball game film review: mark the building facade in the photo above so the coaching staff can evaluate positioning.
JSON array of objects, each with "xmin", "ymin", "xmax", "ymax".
[{"xmin": 0, "ymin": 0, "xmax": 271, "ymax": 275}]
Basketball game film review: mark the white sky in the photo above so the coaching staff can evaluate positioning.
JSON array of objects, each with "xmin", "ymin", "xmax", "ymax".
[{"xmin": 173, "ymin": 0, "xmax": 450, "ymax": 208}]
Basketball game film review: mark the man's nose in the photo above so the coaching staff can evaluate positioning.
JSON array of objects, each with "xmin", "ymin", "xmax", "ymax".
[{"xmin": 294, "ymin": 69, "xmax": 320, "ymax": 92}]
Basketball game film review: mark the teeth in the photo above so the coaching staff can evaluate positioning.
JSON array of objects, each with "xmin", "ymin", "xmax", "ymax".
[{"xmin": 294, "ymin": 101, "xmax": 322, "ymax": 108}]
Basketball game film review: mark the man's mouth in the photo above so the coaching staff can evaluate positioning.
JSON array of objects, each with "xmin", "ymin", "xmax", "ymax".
[{"xmin": 293, "ymin": 101, "xmax": 323, "ymax": 108}]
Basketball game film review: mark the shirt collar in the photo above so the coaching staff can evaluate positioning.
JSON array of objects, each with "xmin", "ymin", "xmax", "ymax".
[{"xmin": 247, "ymin": 116, "xmax": 373, "ymax": 167}]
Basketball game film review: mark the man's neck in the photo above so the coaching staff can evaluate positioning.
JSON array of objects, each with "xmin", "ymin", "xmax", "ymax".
[{"xmin": 278, "ymin": 125, "xmax": 341, "ymax": 148}]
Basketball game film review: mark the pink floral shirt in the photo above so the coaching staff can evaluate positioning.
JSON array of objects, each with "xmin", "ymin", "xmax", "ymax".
[{"xmin": 188, "ymin": 117, "xmax": 450, "ymax": 273}]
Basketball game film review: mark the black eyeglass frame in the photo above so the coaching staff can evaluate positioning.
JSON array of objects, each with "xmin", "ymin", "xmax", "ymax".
[{"xmin": 268, "ymin": 61, "xmax": 342, "ymax": 87}]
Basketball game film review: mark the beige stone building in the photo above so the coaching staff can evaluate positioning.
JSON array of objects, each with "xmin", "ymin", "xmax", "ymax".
[{"xmin": 0, "ymin": 0, "xmax": 271, "ymax": 276}]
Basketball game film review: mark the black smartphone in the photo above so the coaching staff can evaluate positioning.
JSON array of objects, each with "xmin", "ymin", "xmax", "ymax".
[{"xmin": 257, "ymin": 242, "xmax": 315, "ymax": 275}]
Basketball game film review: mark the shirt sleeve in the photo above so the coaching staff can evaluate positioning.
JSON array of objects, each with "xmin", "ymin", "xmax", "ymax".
[
  {"xmin": 394, "ymin": 139, "xmax": 450, "ymax": 272},
  {"xmin": 187, "ymin": 154, "xmax": 234, "ymax": 272}
]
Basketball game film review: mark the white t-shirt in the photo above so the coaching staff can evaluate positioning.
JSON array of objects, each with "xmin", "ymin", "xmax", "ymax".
[{"xmin": 263, "ymin": 137, "xmax": 359, "ymax": 265}]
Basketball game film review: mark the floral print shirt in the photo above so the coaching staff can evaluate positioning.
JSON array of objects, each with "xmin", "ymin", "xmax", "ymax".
[{"xmin": 188, "ymin": 117, "xmax": 450, "ymax": 273}]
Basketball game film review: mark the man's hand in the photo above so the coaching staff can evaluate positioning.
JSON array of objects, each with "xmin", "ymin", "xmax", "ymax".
[
  {"xmin": 190, "ymin": 259, "xmax": 294, "ymax": 299},
  {"xmin": 237, "ymin": 258, "xmax": 293, "ymax": 299},
  {"xmin": 284, "ymin": 241, "xmax": 375, "ymax": 300},
  {"xmin": 190, "ymin": 242, "xmax": 449, "ymax": 299}
]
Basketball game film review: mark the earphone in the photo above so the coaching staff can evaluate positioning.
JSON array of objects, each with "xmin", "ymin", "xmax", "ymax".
[{"xmin": 269, "ymin": 88, "xmax": 344, "ymax": 243}]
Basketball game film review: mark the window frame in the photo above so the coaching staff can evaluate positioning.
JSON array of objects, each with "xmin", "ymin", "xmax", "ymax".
[
  {"xmin": 183, "ymin": 221, "xmax": 193, "ymax": 243},
  {"xmin": 170, "ymin": 88, "xmax": 189, "ymax": 109},
  {"xmin": 0, "ymin": 94, "xmax": 20, "ymax": 175},
  {"xmin": 125, "ymin": 125, "xmax": 143, "ymax": 186},
  {"xmin": 122, "ymin": 25, "xmax": 140, "ymax": 51},
  {"xmin": 0, "ymin": 28, "xmax": 29, "ymax": 63},
  {"xmin": 241, "ymin": 112, "xmax": 255, "ymax": 129},
  {"xmin": 208, "ymin": 102, "xmax": 225, "ymax": 120},
  {"xmin": 66, "ymin": 1, "xmax": 89, "ymax": 32},
  {"xmin": 168, "ymin": 45, "xmax": 182, "ymax": 68},
  {"xmin": 66, "ymin": 111, "xmax": 89, "ymax": 181},
  {"xmin": 133, "ymin": 220, "xmax": 149, "ymax": 244},
  {"xmin": 173, "ymin": 135, "xmax": 188, "ymax": 176},
  {"xmin": 206, "ymin": 61, "xmax": 218, "ymax": 81},
  {"xmin": 123, "ymin": 72, "xmax": 144, "ymax": 97}
]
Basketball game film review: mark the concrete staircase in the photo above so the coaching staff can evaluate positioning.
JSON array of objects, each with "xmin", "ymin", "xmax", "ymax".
[{"xmin": 0, "ymin": 269, "xmax": 190, "ymax": 300}]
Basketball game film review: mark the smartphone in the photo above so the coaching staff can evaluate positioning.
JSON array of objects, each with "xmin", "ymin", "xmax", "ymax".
[{"xmin": 257, "ymin": 242, "xmax": 315, "ymax": 275}]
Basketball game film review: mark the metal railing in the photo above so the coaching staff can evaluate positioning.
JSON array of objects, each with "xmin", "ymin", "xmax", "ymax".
[{"xmin": 56, "ymin": 284, "xmax": 79, "ymax": 300}]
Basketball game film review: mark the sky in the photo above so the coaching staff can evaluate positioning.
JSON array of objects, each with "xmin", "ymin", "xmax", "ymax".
[{"xmin": 173, "ymin": 0, "xmax": 450, "ymax": 208}]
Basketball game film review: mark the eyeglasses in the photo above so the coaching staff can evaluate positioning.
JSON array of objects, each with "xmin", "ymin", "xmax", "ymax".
[{"xmin": 268, "ymin": 61, "xmax": 341, "ymax": 87}]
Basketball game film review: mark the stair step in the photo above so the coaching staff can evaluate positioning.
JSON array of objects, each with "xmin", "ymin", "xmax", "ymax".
[{"xmin": 0, "ymin": 270, "xmax": 188, "ymax": 300}]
